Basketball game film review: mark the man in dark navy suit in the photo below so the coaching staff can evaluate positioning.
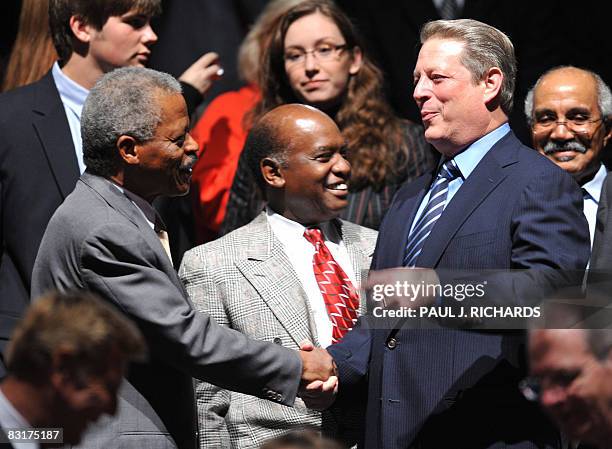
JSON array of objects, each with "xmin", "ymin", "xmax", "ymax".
[{"xmin": 306, "ymin": 19, "xmax": 591, "ymax": 449}]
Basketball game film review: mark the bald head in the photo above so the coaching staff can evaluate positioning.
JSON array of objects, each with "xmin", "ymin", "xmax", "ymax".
[
  {"xmin": 525, "ymin": 66, "xmax": 612, "ymax": 126},
  {"xmin": 244, "ymin": 103, "xmax": 350, "ymax": 224},
  {"xmin": 244, "ymin": 104, "xmax": 341, "ymax": 191},
  {"xmin": 525, "ymin": 66, "xmax": 612, "ymax": 184}
]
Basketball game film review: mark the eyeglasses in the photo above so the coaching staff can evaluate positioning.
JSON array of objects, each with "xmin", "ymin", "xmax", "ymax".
[
  {"xmin": 519, "ymin": 370, "xmax": 581, "ymax": 402},
  {"xmin": 284, "ymin": 43, "xmax": 348, "ymax": 66},
  {"xmin": 532, "ymin": 116, "xmax": 604, "ymax": 134}
]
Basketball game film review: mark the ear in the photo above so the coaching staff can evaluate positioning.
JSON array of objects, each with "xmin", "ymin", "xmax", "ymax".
[
  {"xmin": 117, "ymin": 135, "xmax": 140, "ymax": 165},
  {"xmin": 69, "ymin": 15, "xmax": 95, "ymax": 44},
  {"xmin": 348, "ymin": 46, "xmax": 363, "ymax": 76},
  {"xmin": 261, "ymin": 158, "xmax": 285, "ymax": 188},
  {"xmin": 482, "ymin": 67, "xmax": 504, "ymax": 105}
]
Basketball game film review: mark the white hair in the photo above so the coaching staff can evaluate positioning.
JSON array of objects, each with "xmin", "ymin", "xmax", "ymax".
[{"xmin": 524, "ymin": 66, "xmax": 612, "ymax": 126}]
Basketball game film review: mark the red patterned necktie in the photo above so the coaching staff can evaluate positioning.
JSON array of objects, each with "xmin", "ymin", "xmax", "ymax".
[{"xmin": 303, "ymin": 227, "xmax": 359, "ymax": 343}]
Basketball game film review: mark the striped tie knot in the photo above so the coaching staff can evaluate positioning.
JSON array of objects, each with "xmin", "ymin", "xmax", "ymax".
[
  {"xmin": 403, "ymin": 159, "xmax": 461, "ymax": 267},
  {"xmin": 438, "ymin": 159, "xmax": 461, "ymax": 181}
]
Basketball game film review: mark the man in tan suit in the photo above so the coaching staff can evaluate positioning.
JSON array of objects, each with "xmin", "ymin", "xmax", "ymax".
[{"xmin": 180, "ymin": 104, "xmax": 377, "ymax": 448}]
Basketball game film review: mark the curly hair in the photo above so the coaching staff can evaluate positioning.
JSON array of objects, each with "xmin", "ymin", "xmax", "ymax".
[{"xmin": 254, "ymin": 0, "xmax": 409, "ymax": 191}]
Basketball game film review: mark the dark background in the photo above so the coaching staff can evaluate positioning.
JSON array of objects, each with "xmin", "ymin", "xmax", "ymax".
[
  {"xmin": 2, "ymin": 0, "xmax": 609, "ymax": 146},
  {"xmin": 1, "ymin": 0, "xmax": 609, "ymax": 262}
]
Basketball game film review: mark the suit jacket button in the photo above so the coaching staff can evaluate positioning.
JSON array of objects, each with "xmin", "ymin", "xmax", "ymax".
[
  {"xmin": 386, "ymin": 338, "xmax": 398, "ymax": 349},
  {"xmin": 273, "ymin": 337, "xmax": 282, "ymax": 345}
]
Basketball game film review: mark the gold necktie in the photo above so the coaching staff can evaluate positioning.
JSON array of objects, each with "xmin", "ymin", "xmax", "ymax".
[{"xmin": 157, "ymin": 229, "xmax": 173, "ymax": 265}]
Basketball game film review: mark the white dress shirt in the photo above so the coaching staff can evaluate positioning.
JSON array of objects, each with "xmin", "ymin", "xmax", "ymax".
[
  {"xmin": 581, "ymin": 163, "xmax": 606, "ymax": 249},
  {"xmin": 0, "ymin": 388, "xmax": 39, "ymax": 449},
  {"xmin": 266, "ymin": 209, "xmax": 357, "ymax": 348},
  {"xmin": 51, "ymin": 61, "xmax": 89, "ymax": 174}
]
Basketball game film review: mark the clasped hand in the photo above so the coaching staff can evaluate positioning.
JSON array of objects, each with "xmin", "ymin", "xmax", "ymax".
[{"xmin": 297, "ymin": 340, "xmax": 337, "ymax": 410}]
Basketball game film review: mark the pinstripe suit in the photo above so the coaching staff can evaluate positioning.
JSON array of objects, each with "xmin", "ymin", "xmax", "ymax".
[
  {"xmin": 179, "ymin": 212, "xmax": 377, "ymax": 449},
  {"xmin": 328, "ymin": 131, "xmax": 591, "ymax": 449}
]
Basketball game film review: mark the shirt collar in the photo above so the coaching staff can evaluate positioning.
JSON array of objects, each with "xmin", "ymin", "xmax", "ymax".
[
  {"xmin": 0, "ymin": 387, "xmax": 32, "ymax": 432},
  {"xmin": 110, "ymin": 182, "xmax": 165, "ymax": 231},
  {"xmin": 51, "ymin": 61, "xmax": 89, "ymax": 113},
  {"xmin": 451, "ymin": 123, "xmax": 511, "ymax": 180},
  {"xmin": 582, "ymin": 163, "xmax": 607, "ymax": 203},
  {"xmin": 265, "ymin": 207, "xmax": 338, "ymax": 243}
]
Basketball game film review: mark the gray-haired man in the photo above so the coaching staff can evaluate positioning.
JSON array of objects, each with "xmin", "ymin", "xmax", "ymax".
[
  {"xmin": 31, "ymin": 67, "xmax": 335, "ymax": 449},
  {"xmin": 524, "ymin": 66, "xmax": 612, "ymax": 254}
]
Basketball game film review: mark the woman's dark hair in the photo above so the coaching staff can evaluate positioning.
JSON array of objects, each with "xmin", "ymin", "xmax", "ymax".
[{"xmin": 254, "ymin": 0, "xmax": 409, "ymax": 191}]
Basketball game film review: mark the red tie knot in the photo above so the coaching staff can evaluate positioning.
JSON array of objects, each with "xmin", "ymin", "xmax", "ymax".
[{"xmin": 304, "ymin": 227, "xmax": 324, "ymax": 246}]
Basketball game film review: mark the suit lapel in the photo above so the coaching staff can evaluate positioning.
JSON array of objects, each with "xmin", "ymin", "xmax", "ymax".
[
  {"xmin": 377, "ymin": 173, "xmax": 433, "ymax": 268},
  {"xmin": 416, "ymin": 133, "xmax": 519, "ymax": 268},
  {"xmin": 79, "ymin": 173, "xmax": 183, "ymax": 287},
  {"xmin": 236, "ymin": 214, "xmax": 317, "ymax": 346},
  {"xmin": 591, "ymin": 172, "xmax": 611, "ymax": 268},
  {"xmin": 336, "ymin": 220, "xmax": 374, "ymax": 307},
  {"xmin": 31, "ymin": 72, "xmax": 80, "ymax": 198}
]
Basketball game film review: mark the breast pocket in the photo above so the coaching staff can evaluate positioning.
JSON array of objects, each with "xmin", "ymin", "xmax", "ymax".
[{"xmin": 453, "ymin": 230, "xmax": 497, "ymax": 249}]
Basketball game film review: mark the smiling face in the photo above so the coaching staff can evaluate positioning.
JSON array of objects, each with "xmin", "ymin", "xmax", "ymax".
[
  {"xmin": 87, "ymin": 9, "xmax": 158, "ymax": 72},
  {"xmin": 531, "ymin": 68, "xmax": 611, "ymax": 185},
  {"xmin": 413, "ymin": 38, "xmax": 493, "ymax": 156},
  {"xmin": 529, "ymin": 329, "xmax": 612, "ymax": 445},
  {"xmin": 132, "ymin": 92, "xmax": 199, "ymax": 200},
  {"xmin": 283, "ymin": 12, "xmax": 362, "ymax": 112},
  {"xmin": 263, "ymin": 106, "xmax": 350, "ymax": 225}
]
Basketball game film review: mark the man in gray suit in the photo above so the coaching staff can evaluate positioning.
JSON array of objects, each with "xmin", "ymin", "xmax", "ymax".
[
  {"xmin": 180, "ymin": 104, "xmax": 377, "ymax": 448},
  {"xmin": 31, "ymin": 68, "xmax": 334, "ymax": 449}
]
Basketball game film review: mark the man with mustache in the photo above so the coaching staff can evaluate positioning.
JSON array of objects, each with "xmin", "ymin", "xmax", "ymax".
[
  {"xmin": 525, "ymin": 66, "xmax": 612, "ymax": 250},
  {"xmin": 31, "ymin": 68, "xmax": 335, "ymax": 449}
]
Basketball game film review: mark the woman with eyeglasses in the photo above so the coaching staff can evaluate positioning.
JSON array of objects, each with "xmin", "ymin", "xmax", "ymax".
[{"xmin": 221, "ymin": 0, "xmax": 435, "ymax": 234}]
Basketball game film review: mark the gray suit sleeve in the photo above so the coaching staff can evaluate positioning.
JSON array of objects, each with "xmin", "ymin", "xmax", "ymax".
[
  {"xmin": 179, "ymin": 250, "xmax": 232, "ymax": 449},
  {"xmin": 79, "ymin": 222, "xmax": 301, "ymax": 406}
]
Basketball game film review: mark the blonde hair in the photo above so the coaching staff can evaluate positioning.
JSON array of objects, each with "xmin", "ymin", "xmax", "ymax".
[{"xmin": 237, "ymin": 0, "xmax": 304, "ymax": 85}]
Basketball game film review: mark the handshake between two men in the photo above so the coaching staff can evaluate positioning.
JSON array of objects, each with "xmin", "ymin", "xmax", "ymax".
[
  {"xmin": 298, "ymin": 340, "xmax": 339, "ymax": 411},
  {"xmin": 295, "ymin": 267, "xmax": 443, "ymax": 412}
]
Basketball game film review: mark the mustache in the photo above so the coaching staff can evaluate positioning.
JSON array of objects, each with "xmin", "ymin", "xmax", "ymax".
[
  {"xmin": 543, "ymin": 140, "xmax": 588, "ymax": 155},
  {"xmin": 182, "ymin": 155, "xmax": 197, "ymax": 168}
]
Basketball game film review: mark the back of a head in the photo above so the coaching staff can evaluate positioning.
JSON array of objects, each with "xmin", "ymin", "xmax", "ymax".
[
  {"xmin": 81, "ymin": 66, "xmax": 181, "ymax": 177},
  {"xmin": 6, "ymin": 289, "xmax": 146, "ymax": 384},
  {"xmin": 420, "ymin": 19, "xmax": 516, "ymax": 115}
]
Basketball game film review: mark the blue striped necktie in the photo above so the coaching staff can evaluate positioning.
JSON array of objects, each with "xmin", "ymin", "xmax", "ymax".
[{"xmin": 403, "ymin": 159, "xmax": 461, "ymax": 267}]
